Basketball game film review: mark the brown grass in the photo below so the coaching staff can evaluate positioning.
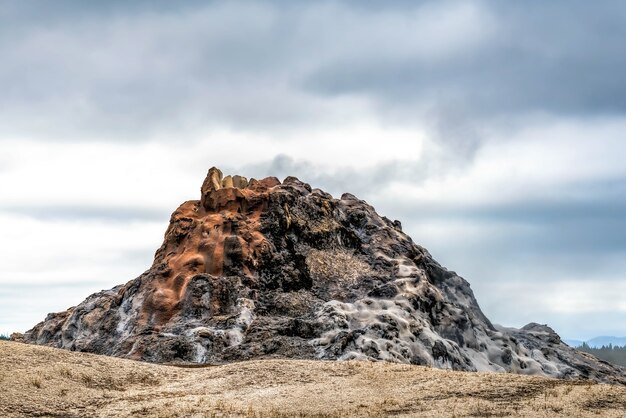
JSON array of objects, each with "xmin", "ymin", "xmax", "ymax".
[{"xmin": 1, "ymin": 340, "xmax": 625, "ymax": 417}]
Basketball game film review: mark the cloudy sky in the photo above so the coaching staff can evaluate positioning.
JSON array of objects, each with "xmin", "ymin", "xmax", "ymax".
[{"xmin": 1, "ymin": 0, "xmax": 625, "ymax": 340}]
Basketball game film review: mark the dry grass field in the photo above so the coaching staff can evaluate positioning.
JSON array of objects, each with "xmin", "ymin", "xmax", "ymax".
[{"xmin": 1, "ymin": 340, "xmax": 625, "ymax": 417}]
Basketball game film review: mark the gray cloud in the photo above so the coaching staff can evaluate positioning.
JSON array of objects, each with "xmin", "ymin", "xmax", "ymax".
[
  {"xmin": 0, "ymin": 1, "xmax": 307, "ymax": 139},
  {"xmin": 304, "ymin": 1, "xmax": 626, "ymax": 116},
  {"xmin": 2, "ymin": 1, "xmax": 626, "ymax": 144},
  {"xmin": 0, "ymin": 205, "xmax": 170, "ymax": 222},
  {"xmin": 1, "ymin": 1, "xmax": 625, "ymax": 339},
  {"xmin": 237, "ymin": 154, "xmax": 432, "ymax": 199},
  {"xmin": 393, "ymin": 178, "xmax": 626, "ymax": 263}
]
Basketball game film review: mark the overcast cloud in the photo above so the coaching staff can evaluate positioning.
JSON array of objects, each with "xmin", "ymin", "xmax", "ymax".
[{"xmin": 0, "ymin": 0, "xmax": 625, "ymax": 340}]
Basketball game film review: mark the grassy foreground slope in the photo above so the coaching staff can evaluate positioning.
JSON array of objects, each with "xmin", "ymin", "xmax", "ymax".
[{"xmin": 0, "ymin": 341, "xmax": 624, "ymax": 417}]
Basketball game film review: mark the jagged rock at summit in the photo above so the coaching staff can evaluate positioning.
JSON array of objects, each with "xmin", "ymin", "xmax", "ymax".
[{"xmin": 20, "ymin": 167, "xmax": 626, "ymax": 384}]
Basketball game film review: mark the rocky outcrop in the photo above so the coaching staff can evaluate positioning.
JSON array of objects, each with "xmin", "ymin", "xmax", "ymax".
[{"xmin": 20, "ymin": 167, "xmax": 626, "ymax": 384}]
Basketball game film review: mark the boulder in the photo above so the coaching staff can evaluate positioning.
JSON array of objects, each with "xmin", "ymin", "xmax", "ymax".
[
  {"xmin": 221, "ymin": 175, "xmax": 234, "ymax": 188},
  {"xmin": 232, "ymin": 175, "xmax": 248, "ymax": 188}
]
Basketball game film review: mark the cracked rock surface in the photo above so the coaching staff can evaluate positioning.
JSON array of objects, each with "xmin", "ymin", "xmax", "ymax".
[{"xmin": 19, "ymin": 168, "xmax": 626, "ymax": 384}]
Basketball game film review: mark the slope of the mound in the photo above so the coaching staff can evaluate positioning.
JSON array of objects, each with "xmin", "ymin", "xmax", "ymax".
[
  {"xmin": 1, "ymin": 341, "xmax": 625, "ymax": 418},
  {"xmin": 18, "ymin": 168, "xmax": 626, "ymax": 384}
]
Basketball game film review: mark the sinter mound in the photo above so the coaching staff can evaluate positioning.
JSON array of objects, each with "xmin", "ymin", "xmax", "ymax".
[{"xmin": 17, "ymin": 167, "xmax": 626, "ymax": 384}]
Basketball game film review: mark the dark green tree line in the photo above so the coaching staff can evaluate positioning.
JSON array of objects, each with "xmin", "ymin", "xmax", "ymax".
[{"xmin": 578, "ymin": 343, "xmax": 626, "ymax": 367}]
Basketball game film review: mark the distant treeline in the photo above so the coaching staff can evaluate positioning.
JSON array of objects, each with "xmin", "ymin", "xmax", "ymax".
[
  {"xmin": 577, "ymin": 343, "xmax": 626, "ymax": 367},
  {"xmin": 0, "ymin": 334, "xmax": 9, "ymax": 341}
]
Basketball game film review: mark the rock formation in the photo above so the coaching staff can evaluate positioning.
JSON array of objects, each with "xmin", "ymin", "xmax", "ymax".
[{"xmin": 19, "ymin": 168, "xmax": 626, "ymax": 384}]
